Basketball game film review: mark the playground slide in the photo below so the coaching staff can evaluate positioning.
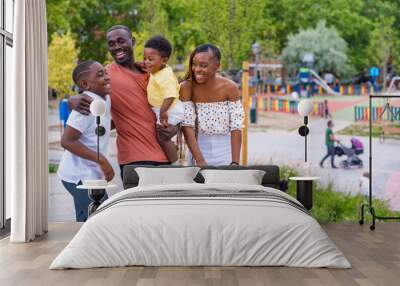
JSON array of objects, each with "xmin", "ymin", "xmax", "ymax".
[
  {"xmin": 309, "ymin": 69, "xmax": 341, "ymax": 96},
  {"xmin": 387, "ymin": 76, "xmax": 400, "ymax": 94}
]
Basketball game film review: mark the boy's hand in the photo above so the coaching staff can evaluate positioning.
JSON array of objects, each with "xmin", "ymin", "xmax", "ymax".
[
  {"xmin": 160, "ymin": 111, "xmax": 169, "ymax": 128},
  {"xmin": 98, "ymin": 155, "xmax": 115, "ymax": 182}
]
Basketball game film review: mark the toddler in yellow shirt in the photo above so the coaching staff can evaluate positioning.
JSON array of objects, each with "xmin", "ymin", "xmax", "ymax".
[{"xmin": 144, "ymin": 36, "xmax": 184, "ymax": 163}]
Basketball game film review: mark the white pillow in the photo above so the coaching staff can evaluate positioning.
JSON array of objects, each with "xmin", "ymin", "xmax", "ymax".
[
  {"xmin": 136, "ymin": 167, "xmax": 200, "ymax": 186},
  {"xmin": 200, "ymin": 169, "xmax": 266, "ymax": 185}
]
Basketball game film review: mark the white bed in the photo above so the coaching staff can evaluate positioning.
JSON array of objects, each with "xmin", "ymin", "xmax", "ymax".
[{"xmin": 50, "ymin": 183, "xmax": 351, "ymax": 269}]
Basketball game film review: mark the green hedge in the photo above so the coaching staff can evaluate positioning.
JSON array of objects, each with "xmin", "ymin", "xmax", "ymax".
[
  {"xmin": 49, "ymin": 163, "xmax": 58, "ymax": 173},
  {"xmin": 280, "ymin": 166, "xmax": 399, "ymax": 222}
]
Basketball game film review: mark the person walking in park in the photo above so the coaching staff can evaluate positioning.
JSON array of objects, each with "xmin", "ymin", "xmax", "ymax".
[
  {"xmin": 323, "ymin": 99, "xmax": 331, "ymax": 119},
  {"xmin": 319, "ymin": 120, "xmax": 340, "ymax": 169}
]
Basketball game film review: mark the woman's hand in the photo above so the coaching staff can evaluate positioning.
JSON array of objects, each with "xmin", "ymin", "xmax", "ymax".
[
  {"xmin": 68, "ymin": 93, "xmax": 93, "ymax": 115},
  {"xmin": 98, "ymin": 155, "xmax": 115, "ymax": 182}
]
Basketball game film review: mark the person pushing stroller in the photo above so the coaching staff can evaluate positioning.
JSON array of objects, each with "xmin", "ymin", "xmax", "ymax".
[{"xmin": 319, "ymin": 120, "xmax": 340, "ymax": 169}]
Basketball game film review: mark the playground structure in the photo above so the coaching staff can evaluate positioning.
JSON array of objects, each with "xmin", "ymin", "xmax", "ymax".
[
  {"xmin": 261, "ymin": 82, "xmax": 375, "ymax": 96},
  {"xmin": 309, "ymin": 69, "xmax": 340, "ymax": 96},
  {"xmin": 253, "ymin": 96, "xmax": 324, "ymax": 117},
  {"xmin": 354, "ymin": 76, "xmax": 400, "ymax": 122},
  {"xmin": 354, "ymin": 106, "xmax": 400, "ymax": 122},
  {"xmin": 353, "ymin": 77, "xmax": 400, "ymax": 144},
  {"xmin": 241, "ymin": 62, "xmax": 331, "ymax": 164}
]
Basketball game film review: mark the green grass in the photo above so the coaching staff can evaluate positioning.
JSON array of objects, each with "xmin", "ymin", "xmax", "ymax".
[
  {"xmin": 280, "ymin": 166, "xmax": 399, "ymax": 222},
  {"xmin": 49, "ymin": 163, "xmax": 58, "ymax": 173},
  {"xmin": 338, "ymin": 122, "xmax": 400, "ymax": 139}
]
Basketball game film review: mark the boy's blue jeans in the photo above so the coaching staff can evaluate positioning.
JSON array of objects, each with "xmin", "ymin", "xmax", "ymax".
[{"xmin": 61, "ymin": 180, "xmax": 108, "ymax": 222}]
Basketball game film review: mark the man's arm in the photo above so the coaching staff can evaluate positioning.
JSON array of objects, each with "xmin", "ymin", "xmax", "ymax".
[
  {"xmin": 330, "ymin": 132, "xmax": 340, "ymax": 143},
  {"xmin": 68, "ymin": 94, "xmax": 93, "ymax": 115},
  {"xmin": 61, "ymin": 126, "xmax": 114, "ymax": 181}
]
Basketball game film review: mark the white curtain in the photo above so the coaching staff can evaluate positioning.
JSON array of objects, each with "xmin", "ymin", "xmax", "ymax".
[{"xmin": 7, "ymin": 0, "xmax": 48, "ymax": 242}]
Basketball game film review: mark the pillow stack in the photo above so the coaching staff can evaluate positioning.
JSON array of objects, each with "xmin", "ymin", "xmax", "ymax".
[
  {"xmin": 200, "ymin": 169, "xmax": 266, "ymax": 185},
  {"xmin": 135, "ymin": 167, "xmax": 200, "ymax": 186},
  {"xmin": 135, "ymin": 167, "xmax": 266, "ymax": 186}
]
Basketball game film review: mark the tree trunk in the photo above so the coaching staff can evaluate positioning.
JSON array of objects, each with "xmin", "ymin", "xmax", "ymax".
[{"xmin": 383, "ymin": 60, "xmax": 388, "ymax": 91}]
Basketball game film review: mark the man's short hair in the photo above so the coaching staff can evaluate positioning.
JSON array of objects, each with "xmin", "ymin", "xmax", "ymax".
[
  {"xmin": 327, "ymin": 120, "xmax": 333, "ymax": 126},
  {"xmin": 144, "ymin": 36, "xmax": 172, "ymax": 58},
  {"xmin": 72, "ymin": 60, "xmax": 97, "ymax": 86},
  {"xmin": 106, "ymin": 25, "xmax": 131, "ymax": 36}
]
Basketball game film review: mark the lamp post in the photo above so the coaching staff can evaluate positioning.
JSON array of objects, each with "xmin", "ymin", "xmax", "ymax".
[
  {"xmin": 251, "ymin": 42, "xmax": 261, "ymax": 124},
  {"xmin": 252, "ymin": 42, "xmax": 261, "ymax": 83},
  {"xmin": 83, "ymin": 99, "xmax": 107, "ymax": 215},
  {"xmin": 298, "ymin": 99, "xmax": 314, "ymax": 162}
]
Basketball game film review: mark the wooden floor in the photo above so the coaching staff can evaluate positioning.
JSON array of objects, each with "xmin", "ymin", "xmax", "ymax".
[{"xmin": 0, "ymin": 223, "xmax": 399, "ymax": 286}]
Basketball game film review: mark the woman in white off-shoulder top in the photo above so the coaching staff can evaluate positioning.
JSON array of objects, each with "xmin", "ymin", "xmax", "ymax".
[{"xmin": 179, "ymin": 44, "xmax": 244, "ymax": 166}]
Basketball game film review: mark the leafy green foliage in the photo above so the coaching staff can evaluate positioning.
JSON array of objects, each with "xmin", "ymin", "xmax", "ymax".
[
  {"xmin": 281, "ymin": 21, "xmax": 349, "ymax": 76},
  {"xmin": 366, "ymin": 16, "xmax": 400, "ymax": 87},
  {"xmin": 46, "ymin": 0, "xmax": 400, "ymax": 77},
  {"xmin": 49, "ymin": 163, "xmax": 58, "ymax": 173},
  {"xmin": 48, "ymin": 32, "xmax": 79, "ymax": 97},
  {"xmin": 280, "ymin": 166, "xmax": 400, "ymax": 223}
]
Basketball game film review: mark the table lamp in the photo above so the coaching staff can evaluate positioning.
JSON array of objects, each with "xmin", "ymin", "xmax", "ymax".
[
  {"xmin": 298, "ymin": 99, "xmax": 313, "ymax": 162},
  {"xmin": 90, "ymin": 99, "xmax": 106, "ymax": 162},
  {"xmin": 83, "ymin": 99, "xmax": 108, "ymax": 215}
]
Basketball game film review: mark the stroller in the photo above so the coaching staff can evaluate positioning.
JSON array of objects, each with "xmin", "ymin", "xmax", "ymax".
[{"xmin": 335, "ymin": 138, "xmax": 364, "ymax": 169}]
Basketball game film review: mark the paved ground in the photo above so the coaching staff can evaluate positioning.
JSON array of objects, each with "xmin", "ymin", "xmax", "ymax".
[
  {"xmin": 248, "ymin": 118, "xmax": 400, "ymax": 201},
  {"xmin": 48, "ymin": 98, "xmax": 400, "ymax": 222}
]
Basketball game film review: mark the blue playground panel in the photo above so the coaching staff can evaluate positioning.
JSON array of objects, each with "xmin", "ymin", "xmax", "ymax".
[{"xmin": 59, "ymin": 99, "xmax": 71, "ymax": 128}]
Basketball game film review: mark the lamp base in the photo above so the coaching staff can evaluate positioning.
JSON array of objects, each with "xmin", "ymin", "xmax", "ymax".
[
  {"xmin": 298, "ymin": 125, "xmax": 309, "ymax": 136},
  {"xmin": 95, "ymin": 126, "xmax": 106, "ymax": 136}
]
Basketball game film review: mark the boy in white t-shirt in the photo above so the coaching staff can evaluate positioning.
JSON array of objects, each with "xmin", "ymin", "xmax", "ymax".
[{"xmin": 57, "ymin": 61, "xmax": 114, "ymax": 222}]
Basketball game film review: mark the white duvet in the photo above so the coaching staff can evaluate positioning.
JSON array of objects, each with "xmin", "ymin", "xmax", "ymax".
[{"xmin": 50, "ymin": 183, "xmax": 351, "ymax": 269}]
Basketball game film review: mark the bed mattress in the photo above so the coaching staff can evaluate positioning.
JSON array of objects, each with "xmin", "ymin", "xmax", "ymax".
[{"xmin": 50, "ymin": 183, "xmax": 351, "ymax": 269}]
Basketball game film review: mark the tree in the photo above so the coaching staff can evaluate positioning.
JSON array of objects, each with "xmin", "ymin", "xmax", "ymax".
[
  {"xmin": 366, "ymin": 16, "xmax": 400, "ymax": 88},
  {"xmin": 195, "ymin": 0, "xmax": 266, "ymax": 69},
  {"xmin": 67, "ymin": 0, "xmax": 142, "ymax": 63},
  {"xmin": 281, "ymin": 21, "xmax": 349, "ymax": 77},
  {"xmin": 45, "ymin": 0, "xmax": 400, "ymax": 75},
  {"xmin": 48, "ymin": 32, "xmax": 79, "ymax": 97},
  {"xmin": 263, "ymin": 0, "xmax": 372, "ymax": 72}
]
